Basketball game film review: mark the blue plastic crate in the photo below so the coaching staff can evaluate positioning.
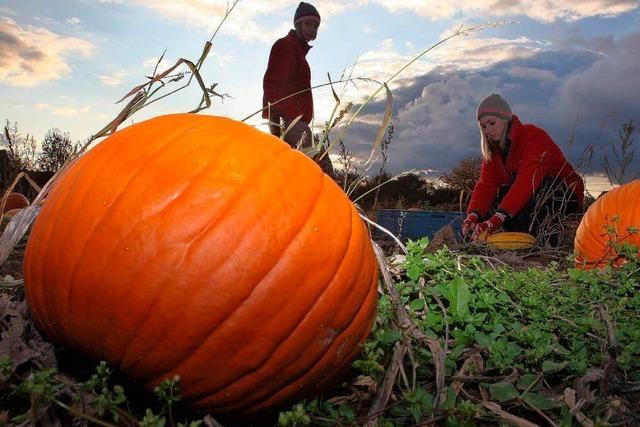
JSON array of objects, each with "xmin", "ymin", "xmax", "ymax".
[{"xmin": 375, "ymin": 210, "xmax": 463, "ymax": 242}]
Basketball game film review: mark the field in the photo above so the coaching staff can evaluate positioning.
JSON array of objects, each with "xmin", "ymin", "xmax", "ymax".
[{"xmin": 1, "ymin": 216, "xmax": 639, "ymax": 426}]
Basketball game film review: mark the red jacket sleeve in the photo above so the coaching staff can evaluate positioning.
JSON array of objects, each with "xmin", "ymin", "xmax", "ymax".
[
  {"xmin": 263, "ymin": 40, "xmax": 298, "ymax": 121},
  {"xmin": 498, "ymin": 133, "xmax": 550, "ymax": 216},
  {"xmin": 468, "ymin": 159, "xmax": 501, "ymax": 218}
]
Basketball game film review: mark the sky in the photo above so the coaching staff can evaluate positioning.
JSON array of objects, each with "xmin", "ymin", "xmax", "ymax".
[{"xmin": 1, "ymin": 0, "xmax": 639, "ymax": 196}]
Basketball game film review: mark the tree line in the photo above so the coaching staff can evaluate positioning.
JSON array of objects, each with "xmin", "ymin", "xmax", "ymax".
[{"xmin": 1, "ymin": 120, "xmax": 82, "ymax": 198}]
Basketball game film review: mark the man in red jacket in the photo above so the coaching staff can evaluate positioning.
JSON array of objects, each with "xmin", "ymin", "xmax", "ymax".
[
  {"xmin": 461, "ymin": 93, "xmax": 584, "ymax": 244},
  {"xmin": 262, "ymin": 2, "xmax": 334, "ymax": 176}
]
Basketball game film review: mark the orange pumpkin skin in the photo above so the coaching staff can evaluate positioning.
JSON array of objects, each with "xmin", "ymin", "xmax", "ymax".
[
  {"xmin": 1, "ymin": 192, "xmax": 29, "ymax": 213},
  {"xmin": 23, "ymin": 114, "xmax": 378, "ymax": 415},
  {"xmin": 574, "ymin": 180, "xmax": 640, "ymax": 270}
]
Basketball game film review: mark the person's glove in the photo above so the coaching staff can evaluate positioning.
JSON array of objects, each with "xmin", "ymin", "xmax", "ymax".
[
  {"xmin": 472, "ymin": 211, "xmax": 507, "ymax": 241},
  {"xmin": 461, "ymin": 213, "xmax": 479, "ymax": 238}
]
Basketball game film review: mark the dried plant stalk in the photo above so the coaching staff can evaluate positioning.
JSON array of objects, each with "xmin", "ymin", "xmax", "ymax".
[{"xmin": 0, "ymin": 1, "xmax": 240, "ymax": 268}]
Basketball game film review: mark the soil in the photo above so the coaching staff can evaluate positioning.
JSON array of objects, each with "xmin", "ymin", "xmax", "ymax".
[
  {"xmin": 0, "ymin": 241, "xmax": 25, "ymax": 280},
  {"xmin": 0, "ymin": 200, "xmax": 28, "ymax": 279}
]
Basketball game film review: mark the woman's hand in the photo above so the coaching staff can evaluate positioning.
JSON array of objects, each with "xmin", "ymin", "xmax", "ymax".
[
  {"xmin": 461, "ymin": 213, "xmax": 479, "ymax": 238},
  {"xmin": 472, "ymin": 212, "xmax": 506, "ymax": 240}
]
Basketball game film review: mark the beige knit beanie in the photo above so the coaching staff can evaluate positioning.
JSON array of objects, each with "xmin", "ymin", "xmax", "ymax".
[{"xmin": 477, "ymin": 93, "xmax": 512, "ymax": 121}]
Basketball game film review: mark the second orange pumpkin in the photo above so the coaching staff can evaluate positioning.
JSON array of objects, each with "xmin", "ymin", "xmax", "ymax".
[{"xmin": 574, "ymin": 180, "xmax": 640, "ymax": 269}]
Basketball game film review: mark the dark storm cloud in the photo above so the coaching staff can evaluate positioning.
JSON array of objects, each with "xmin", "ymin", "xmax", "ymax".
[{"xmin": 341, "ymin": 32, "xmax": 640, "ymax": 179}]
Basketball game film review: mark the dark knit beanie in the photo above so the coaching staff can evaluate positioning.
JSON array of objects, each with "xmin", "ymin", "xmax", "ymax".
[
  {"xmin": 294, "ymin": 2, "xmax": 320, "ymax": 25},
  {"xmin": 477, "ymin": 93, "xmax": 512, "ymax": 121}
]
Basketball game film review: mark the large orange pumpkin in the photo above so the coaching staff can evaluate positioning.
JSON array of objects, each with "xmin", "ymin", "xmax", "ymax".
[
  {"xmin": 1, "ymin": 192, "xmax": 29, "ymax": 214},
  {"xmin": 574, "ymin": 180, "xmax": 640, "ymax": 269},
  {"xmin": 23, "ymin": 114, "xmax": 378, "ymax": 415}
]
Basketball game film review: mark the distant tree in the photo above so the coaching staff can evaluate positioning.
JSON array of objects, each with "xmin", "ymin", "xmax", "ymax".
[
  {"xmin": 428, "ymin": 186, "xmax": 460, "ymax": 208},
  {"xmin": 372, "ymin": 125, "xmax": 394, "ymax": 211},
  {"xmin": 356, "ymin": 172, "xmax": 435, "ymax": 211},
  {"xmin": 334, "ymin": 140, "xmax": 361, "ymax": 191},
  {"xmin": 2, "ymin": 120, "xmax": 37, "ymax": 172},
  {"xmin": 1, "ymin": 120, "xmax": 37, "ymax": 192},
  {"xmin": 604, "ymin": 119, "xmax": 638, "ymax": 186},
  {"xmin": 37, "ymin": 128, "xmax": 80, "ymax": 173},
  {"xmin": 440, "ymin": 156, "xmax": 482, "ymax": 194}
]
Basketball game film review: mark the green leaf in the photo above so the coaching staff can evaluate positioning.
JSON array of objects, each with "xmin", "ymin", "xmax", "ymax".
[
  {"xmin": 517, "ymin": 374, "xmax": 541, "ymax": 391},
  {"xmin": 487, "ymin": 382, "xmax": 519, "ymax": 402},
  {"xmin": 11, "ymin": 414, "xmax": 30, "ymax": 424},
  {"xmin": 379, "ymin": 329, "xmax": 402, "ymax": 345},
  {"xmin": 474, "ymin": 332, "xmax": 494, "ymax": 348},
  {"xmin": 492, "ymin": 323, "xmax": 506, "ymax": 334},
  {"xmin": 407, "ymin": 261, "xmax": 425, "ymax": 282},
  {"xmin": 409, "ymin": 403, "xmax": 422, "ymax": 423},
  {"xmin": 522, "ymin": 392, "xmax": 555, "ymax": 410},
  {"xmin": 568, "ymin": 268, "xmax": 592, "ymax": 283},
  {"xmin": 414, "ymin": 388, "xmax": 434, "ymax": 408},
  {"xmin": 542, "ymin": 360, "xmax": 568, "ymax": 374},
  {"xmin": 474, "ymin": 312, "xmax": 487, "ymax": 323},
  {"xmin": 337, "ymin": 404, "xmax": 355, "ymax": 421},
  {"xmin": 405, "ymin": 239, "xmax": 428, "ymax": 281},
  {"xmin": 448, "ymin": 276, "xmax": 471, "ymax": 319},
  {"xmin": 410, "ymin": 298, "xmax": 425, "ymax": 311},
  {"xmin": 442, "ymin": 385, "xmax": 458, "ymax": 409}
]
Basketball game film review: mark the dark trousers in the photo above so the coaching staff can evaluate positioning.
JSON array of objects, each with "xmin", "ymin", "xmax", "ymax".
[{"xmin": 492, "ymin": 179, "xmax": 580, "ymax": 245}]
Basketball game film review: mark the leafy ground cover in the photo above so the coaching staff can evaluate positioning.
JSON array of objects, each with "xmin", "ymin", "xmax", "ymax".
[
  {"xmin": 1, "ymin": 237, "xmax": 639, "ymax": 426},
  {"xmin": 278, "ymin": 239, "xmax": 640, "ymax": 426}
]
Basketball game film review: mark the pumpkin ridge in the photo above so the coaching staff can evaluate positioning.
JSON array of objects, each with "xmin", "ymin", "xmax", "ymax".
[
  {"xmin": 121, "ymin": 147, "xmax": 324, "ymax": 374},
  {"xmin": 242, "ymin": 224, "xmax": 377, "ymax": 410},
  {"xmin": 176, "ymin": 178, "xmax": 355, "ymax": 399},
  {"xmin": 25, "ymin": 165, "xmax": 83, "ymax": 342},
  {"xmin": 250, "ymin": 275, "xmax": 377, "ymax": 413},
  {"xmin": 196, "ymin": 240, "xmax": 377, "ymax": 412},
  {"xmin": 97, "ymin": 131, "xmax": 271, "ymax": 359},
  {"xmin": 62, "ymin": 125, "xmax": 204, "ymax": 354},
  {"xmin": 576, "ymin": 195, "xmax": 602, "ymax": 265},
  {"xmin": 26, "ymin": 117, "xmax": 175, "ymax": 344},
  {"xmin": 581, "ymin": 215, "xmax": 607, "ymax": 265},
  {"xmin": 136, "ymin": 164, "xmax": 328, "ymax": 378},
  {"xmin": 196, "ymin": 217, "xmax": 374, "ymax": 409},
  {"xmin": 35, "ymin": 133, "xmax": 129, "ymax": 347}
]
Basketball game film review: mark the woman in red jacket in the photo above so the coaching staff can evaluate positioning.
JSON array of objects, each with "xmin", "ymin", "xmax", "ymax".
[{"xmin": 461, "ymin": 93, "xmax": 584, "ymax": 243}]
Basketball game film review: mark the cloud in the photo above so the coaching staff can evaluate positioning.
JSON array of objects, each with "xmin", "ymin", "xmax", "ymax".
[
  {"xmin": 97, "ymin": 70, "xmax": 128, "ymax": 86},
  {"xmin": 507, "ymin": 66, "xmax": 558, "ymax": 84},
  {"xmin": 211, "ymin": 51, "xmax": 233, "ymax": 66},
  {"xmin": 35, "ymin": 103, "xmax": 91, "ymax": 116},
  {"xmin": 0, "ymin": 6, "xmax": 17, "ymax": 16},
  {"xmin": 90, "ymin": 1, "xmax": 638, "ymax": 46},
  {"xmin": 312, "ymin": 33, "xmax": 545, "ymax": 125},
  {"xmin": 117, "ymin": 1, "xmax": 287, "ymax": 43},
  {"xmin": 555, "ymin": 32, "xmax": 640, "ymax": 122},
  {"xmin": 336, "ymin": 32, "xmax": 640, "ymax": 179},
  {"xmin": 345, "ymin": 34, "xmax": 543, "ymax": 86},
  {"xmin": 142, "ymin": 56, "xmax": 175, "ymax": 71},
  {"xmin": 0, "ymin": 17, "xmax": 94, "ymax": 87},
  {"xmin": 105, "ymin": 1, "xmax": 355, "ymax": 43},
  {"xmin": 370, "ymin": 0, "xmax": 638, "ymax": 22}
]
